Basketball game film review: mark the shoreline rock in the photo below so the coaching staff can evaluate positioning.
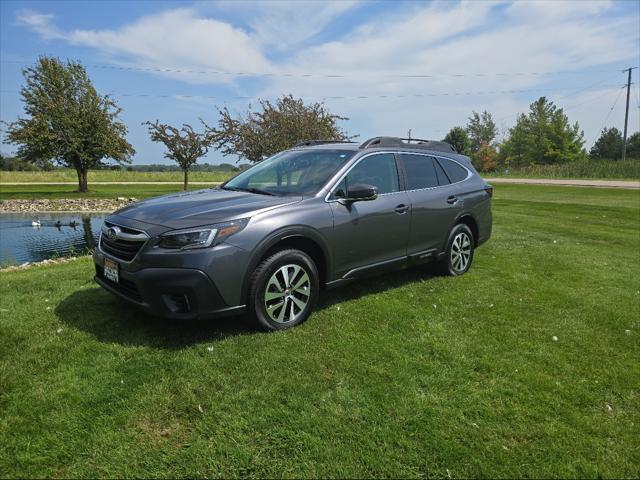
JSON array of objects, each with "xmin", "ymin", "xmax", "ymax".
[
  {"xmin": 0, "ymin": 255, "xmax": 89, "ymax": 272},
  {"xmin": 0, "ymin": 198, "xmax": 136, "ymax": 213}
]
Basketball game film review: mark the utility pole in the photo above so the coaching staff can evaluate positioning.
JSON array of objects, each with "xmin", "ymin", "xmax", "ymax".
[{"xmin": 621, "ymin": 67, "xmax": 636, "ymax": 161}]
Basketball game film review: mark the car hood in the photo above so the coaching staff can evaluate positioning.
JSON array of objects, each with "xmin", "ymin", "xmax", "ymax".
[{"xmin": 113, "ymin": 188, "xmax": 302, "ymax": 229}]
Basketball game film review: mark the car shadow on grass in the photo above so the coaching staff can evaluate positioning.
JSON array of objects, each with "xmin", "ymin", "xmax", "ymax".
[
  {"xmin": 55, "ymin": 288, "xmax": 254, "ymax": 349},
  {"xmin": 55, "ymin": 265, "xmax": 438, "ymax": 349}
]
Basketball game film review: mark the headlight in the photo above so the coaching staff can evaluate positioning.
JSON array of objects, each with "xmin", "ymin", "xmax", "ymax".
[{"xmin": 157, "ymin": 219, "xmax": 249, "ymax": 250}]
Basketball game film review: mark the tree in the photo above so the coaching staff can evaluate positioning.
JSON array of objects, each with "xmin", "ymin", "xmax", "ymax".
[
  {"xmin": 2, "ymin": 56, "xmax": 134, "ymax": 192},
  {"xmin": 590, "ymin": 127, "xmax": 624, "ymax": 159},
  {"xmin": 145, "ymin": 121, "xmax": 211, "ymax": 190},
  {"xmin": 207, "ymin": 94, "xmax": 355, "ymax": 162},
  {"xmin": 625, "ymin": 132, "xmax": 640, "ymax": 159},
  {"xmin": 466, "ymin": 110, "xmax": 497, "ymax": 152},
  {"xmin": 499, "ymin": 97, "xmax": 585, "ymax": 167},
  {"xmin": 442, "ymin": 127, "xmax": 471, "ymax": 155},
  {"xmin": 476, "ymin": 142, "xmax": 498, "ymax": 172}
]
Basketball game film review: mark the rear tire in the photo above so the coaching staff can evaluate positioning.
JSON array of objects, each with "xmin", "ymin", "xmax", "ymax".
[
  {"xmin": 440, "ymin": 224, "xmax": 475, "ymax": 276},
  {"xmin": 248, "ymin": 249, "xmax": 319, "ymax": 331}
]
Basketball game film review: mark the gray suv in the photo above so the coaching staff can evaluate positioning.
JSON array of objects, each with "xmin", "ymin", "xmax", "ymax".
[{"xmin": 93, "ymin": 137, "xmax": 493, "ymax": 330}]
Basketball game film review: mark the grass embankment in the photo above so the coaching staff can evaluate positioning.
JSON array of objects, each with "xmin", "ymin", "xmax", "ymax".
[
  {"xmin": 1, "ymin": 185, "xmax": 639, "ymax": 478},
  {"xmin": 484, "ymin": 158, "xmax": 639, "ymax": 180},
  {"xmin": 0, "ymin": 169, "xmax": 235, "ymax": 183}
]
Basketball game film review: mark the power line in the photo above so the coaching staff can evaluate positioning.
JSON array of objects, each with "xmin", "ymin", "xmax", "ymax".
[
  {"xmin": 0, "ymin": 84, "xmax": 623, "ymax": 102},
  {"xmin": 597, "ymin": 85, "xmax": 626, "ymax": 133},
  {"xmin": 0, "ymin": 59, "xmax": 622, "ymax": 79},
  {"xmin": 562, "ymin": 85, "xmax": 626, "ymax": 111},
  {"xmin": 494, "ymin": 71, "xmax": 626, "ymax": 124}
]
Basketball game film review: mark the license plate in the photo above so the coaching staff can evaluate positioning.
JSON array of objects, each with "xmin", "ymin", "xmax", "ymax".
[{"xmin": 104, "ymin": 258, "xmax": 119, "ymax": 283}]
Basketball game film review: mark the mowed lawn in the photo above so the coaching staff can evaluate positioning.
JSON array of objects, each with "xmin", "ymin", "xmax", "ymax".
[
  {"xmin": 0, "ymin": 183, "xmax": 206, "ymax": 200},
  {"xmin": 0, "ymin": 169, "xmax": 234, "ymax": 184},
  {"xmin": 0, "ymin": 185, "xmax": 638, "ymax": 478}
]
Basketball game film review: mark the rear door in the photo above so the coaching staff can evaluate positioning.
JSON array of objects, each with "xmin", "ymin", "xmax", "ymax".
[
  {"xmin": 328, "ymin": 152, "xmax": 411, "ymax": 278},
  {"xmin": 399, "ymin": 153, "xmax": 462, "ymax": 257}
]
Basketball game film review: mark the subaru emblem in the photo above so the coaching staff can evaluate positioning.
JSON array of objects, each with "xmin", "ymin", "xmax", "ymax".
[{"xmin": 107, "ymin": 226, "xmax": 120, "ymax": 240}]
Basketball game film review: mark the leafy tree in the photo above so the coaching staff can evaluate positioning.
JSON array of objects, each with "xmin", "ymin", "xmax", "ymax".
[
  {"xmin": 207, "ymin": 94, "xmax": 355, "ymax": 162},
  {"xmin": 476, "ymin": 142, "xmax": 498, "ymax": 172},
  {"xmin": 466, "ymin": 110, "xmax": 497, "ymax": 152},
  {"xmin": 625, "ymin": 132, "xmax": 640, "ymax": 159},
  {"xmin": 590, "ymin": 127, "xmax": 624, "ymax": 159},
  {"xmin": 499, "ymin": 97, "xmax": 585, "ymax": 167},
  {"xmin": 144, "ymin": 121, "xmax": 212, "ymax": 190},
  {"xmin": 443, "ymin": 126, "xmax": 471, "ymax": 155},
  {"xmin": 2, "ymin": 56, "xmax": 134, "ymax": 192}
]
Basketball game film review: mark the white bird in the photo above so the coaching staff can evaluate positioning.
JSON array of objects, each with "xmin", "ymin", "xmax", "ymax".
[{"xmin": 31, "ymin": 219, "xmax": 41, "ymax": 227}]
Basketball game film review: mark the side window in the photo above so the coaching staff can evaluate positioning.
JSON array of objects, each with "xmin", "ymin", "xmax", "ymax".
[
  {"xmin": 400, "ymin": 154, "xmax": 439, "ymax": 189},
  {"xmin": 438, "ymin": 158, "xmax": 469, "ymax": 183},
  {"xmin": 343, "ymin": 153, "xmax": 399, "ymax": 195},
  {"xmin": 434, "ymin": 159, "xmax": 450, "ymax": 186}
]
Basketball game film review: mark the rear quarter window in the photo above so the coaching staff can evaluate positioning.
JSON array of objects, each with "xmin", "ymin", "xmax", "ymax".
[
  {"xmin": 400, "ymin": 154, "xmax": 439, "ymax": 189},
  {"xmin": 438, "ymin": 158, "xmax": 469, "ymax": 183}
]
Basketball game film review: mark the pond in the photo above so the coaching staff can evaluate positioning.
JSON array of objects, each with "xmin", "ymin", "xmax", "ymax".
[{"xmin": 0, "ymin": 213, "xmax": 107, "ymax": 265}]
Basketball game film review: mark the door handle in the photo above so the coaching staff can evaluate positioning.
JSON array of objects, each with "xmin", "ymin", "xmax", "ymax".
[
  {"xmin": 395, "ymin": 204, "xmax": 410, "ymax": 214},
  {"xmin": 447, "ymin": 195, "xmax": 458, "ymax": 205}
]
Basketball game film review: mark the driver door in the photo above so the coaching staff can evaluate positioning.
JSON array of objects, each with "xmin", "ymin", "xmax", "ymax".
[{"xmin": 328, "ymin": 153, "xmax": 411, "ymax": 279}]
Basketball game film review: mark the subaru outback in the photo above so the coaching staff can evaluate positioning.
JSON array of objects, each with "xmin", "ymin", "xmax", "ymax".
[{"xmin": 93, "ymin": 136, "xmax": 493, "ymax": 331}]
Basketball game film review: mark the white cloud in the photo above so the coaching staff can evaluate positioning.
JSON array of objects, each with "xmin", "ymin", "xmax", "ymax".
[
  {"xmin": 18, "ymin": 8, "xmax": 273, "ymax": 84},
  {"xmin": 15, "ymin": 9, "xmax": 62, "ymax": 40},
  {"xmin": 211, "ymin": 0, "xmax": 361, "ymax": 50},
  {"xmin": 256, "ymin": 0, "xmax": 638, "ymax": 145},
  {"xmin": 14, "ymin": 1, "xmax": 640, "ymax": 146},
  {"xmin": 506, "ymin": 0, "xmax": 613, "ymax": 20}
]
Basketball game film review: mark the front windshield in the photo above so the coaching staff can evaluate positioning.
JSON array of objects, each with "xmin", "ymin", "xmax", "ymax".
[{"xmin": 222, "ymin": 149, "xmax": 356, "ymax": 196}]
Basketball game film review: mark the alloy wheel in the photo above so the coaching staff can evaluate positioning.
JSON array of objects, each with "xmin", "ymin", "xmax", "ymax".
[
  {"xmin": 264, "ymin": 263, "xmax": 311, "ymax": 323},
  {"xmin": 450, "ymin": 232, "xmax": 472, "ymax": 272}
]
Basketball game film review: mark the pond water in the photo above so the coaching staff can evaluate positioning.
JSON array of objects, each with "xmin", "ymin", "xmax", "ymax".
[{"xmin": 0, "ymin": 213, "xmax": 107, "ymax": 265}]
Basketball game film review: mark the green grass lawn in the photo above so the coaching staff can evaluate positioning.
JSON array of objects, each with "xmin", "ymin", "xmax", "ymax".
[
  {"xmin": 1, "ymin": 185, "xmax": 638, "ymax": 478},
  {"xmin": 0, "ymin": 169, "xmax": 234, "ymax": 183},
  {"xmin": 0, "ymin": 183, "xmax": 205, "ymax": 200}
]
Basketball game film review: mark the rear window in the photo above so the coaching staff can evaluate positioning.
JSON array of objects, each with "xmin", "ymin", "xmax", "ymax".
[
  {"xmin": 438, "ymin": 158, "xmax": 469, "ymax": 183},
  {"xmin": 400, "ymin": 154, "xmax": 438, "ymax": 189}
]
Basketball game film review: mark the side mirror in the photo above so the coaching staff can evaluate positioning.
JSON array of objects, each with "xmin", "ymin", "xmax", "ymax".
[{"xmin": 345, "ymin": 184, "xmax": 378, "ymax": 202}]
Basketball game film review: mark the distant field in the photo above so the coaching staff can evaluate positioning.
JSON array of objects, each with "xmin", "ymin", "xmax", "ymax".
[
  {"xmin": 0, "ymin": 169, "xmax": 235, "ymax": 183},
  {"xmin": 0, "ymin": 183, "xmax": 204, "ymax": 200},
  {"xmin": 1, "ymin": 159, "xmax": 639, "ymax": 185},
  {"xmin": 484, "ymin": 159, "xmax": 639, "ymax": 180}
]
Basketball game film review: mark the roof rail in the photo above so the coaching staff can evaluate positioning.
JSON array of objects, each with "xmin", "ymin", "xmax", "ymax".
[
  {"xmin": 359, "ymin": 136, "xmax": 457, "ymax": 153},
  {"xmin": 293, "ymin": 139, "xmax": 357, "ymax": 148}
]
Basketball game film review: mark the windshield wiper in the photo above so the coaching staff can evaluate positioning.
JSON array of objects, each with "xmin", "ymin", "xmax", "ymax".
[{"xmin": 221, "ymin": 186, "xmax": 276, "ymax": 196}]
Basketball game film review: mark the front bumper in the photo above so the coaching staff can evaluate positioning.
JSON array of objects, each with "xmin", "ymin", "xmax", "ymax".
[{"xmin": 93, "ymin": 249, "xmax": 246, "ymax": 320}]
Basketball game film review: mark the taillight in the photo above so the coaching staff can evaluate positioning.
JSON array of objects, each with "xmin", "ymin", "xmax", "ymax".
[{"xmin": 484, "ymin": 185, "xmax": 493, "ymax": 198}]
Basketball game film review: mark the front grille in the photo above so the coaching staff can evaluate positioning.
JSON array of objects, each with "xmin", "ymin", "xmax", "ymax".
[
  {"xmin": 95, "ymin": 265, "xmax": 143, "ymax": 302},
  {"xmin": 100, "ymin": 221, "xmax": 147, "ymax": 261}
]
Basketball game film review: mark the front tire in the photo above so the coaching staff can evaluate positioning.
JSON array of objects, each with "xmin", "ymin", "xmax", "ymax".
[
  {"xmin": 248, "ymin": 249, "xmax": 319, "ymax": 331},
  {"xmin": 440, "ymin": 224, "xmax": 474, "ymax": 276}
]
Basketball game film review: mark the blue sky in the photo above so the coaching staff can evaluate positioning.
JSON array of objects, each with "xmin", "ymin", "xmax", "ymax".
[{"xmin": 1, "ymin": 0, "xmax": 639, "ymax": 165}]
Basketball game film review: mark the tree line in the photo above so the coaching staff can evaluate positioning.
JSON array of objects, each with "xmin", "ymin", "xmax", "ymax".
[
  {"xmin": 443, "ymin": 100, "xmax": 640, "ymax": 173},
  {"xmin": 2, "ymin": 56, "xmax": 638, "ymax": 192}
]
